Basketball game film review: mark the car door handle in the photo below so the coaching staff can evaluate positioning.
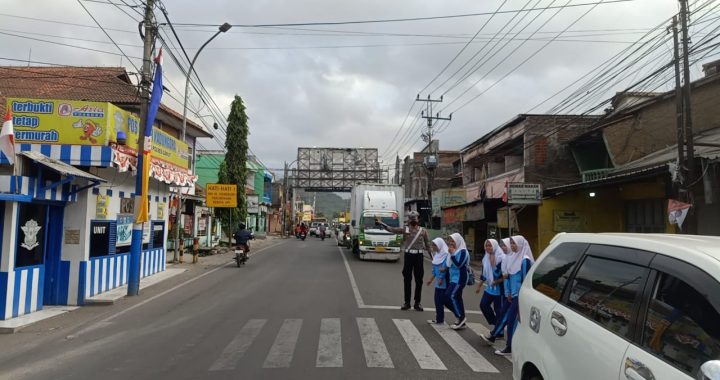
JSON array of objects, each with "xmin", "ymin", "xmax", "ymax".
[
  {"xmin": 550, "ymin": 311, "xmax": 567, "ymax": 336},
  {"xmin": 625, "ymin": 358, "xmax": 655, "ymax": 380}
]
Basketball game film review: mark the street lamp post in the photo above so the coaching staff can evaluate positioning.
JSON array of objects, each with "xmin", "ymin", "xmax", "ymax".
[{"xmin": 173, "ymin": 22, "xmax": 231, "ymax": 263}]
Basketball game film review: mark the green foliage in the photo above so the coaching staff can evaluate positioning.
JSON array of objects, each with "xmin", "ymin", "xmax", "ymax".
[{"xmin": 215, "ymin": 95, "xmax": 250, "ymax": 237}]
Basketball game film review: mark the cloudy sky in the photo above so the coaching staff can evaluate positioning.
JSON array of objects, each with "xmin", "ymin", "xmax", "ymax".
[{"xmin": 1, "ymin": 0, "xmax": 710, "ymax": 174}]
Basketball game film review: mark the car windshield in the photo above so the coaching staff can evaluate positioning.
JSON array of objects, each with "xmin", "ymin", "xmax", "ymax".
[{"xmin": 362, "ymin": 214, "xmax": 400, "ymax": 229}]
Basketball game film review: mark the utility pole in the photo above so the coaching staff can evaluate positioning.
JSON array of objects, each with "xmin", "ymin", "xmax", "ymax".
[
  {"xmin": 679, "ymin": 0, "xmax": 695, "ymax": 184},
  {"xmin": 128, "ymin": 0, "xmax": 155, "ymax": 296},
  {"xmin": 283, "ymin": 161, "xmax": 288, "ymax": 236},
  {"xmin": 672, "ymin": 16, "xmax": 685, "ymax": 191},
  {"xmin": 679, "ymin": 0, "xmax": 697, "ymax": 233},
  {"xmin": 416, "ymin": 94, "xmax": 451, "ymax": 228}
]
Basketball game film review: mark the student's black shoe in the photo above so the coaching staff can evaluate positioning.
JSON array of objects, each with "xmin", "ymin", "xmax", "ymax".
[
  {"xmin": 413, "ymin": 303, "xmax": 424, "ymax": 311},
  {"xmin": 450, "ymin": 317, "xmax": 467, "ymax": 330},
  {"xmin": 481, "ymin": 334, "xmax": 496, "ymax": 345},
  {"xmin": 494, "ymin": 347, "xmax": 512, "ymax": 356},
  {"xmin": 400, "ymin": 303, "xmax": 411, "ymax": 310}
]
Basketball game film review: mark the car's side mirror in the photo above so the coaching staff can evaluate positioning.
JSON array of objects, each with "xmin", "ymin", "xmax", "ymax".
[
  {"xmin": 698, "ymin": 361, "xmax": 720, "ymax": 380},
  {"xmin": 351, "ymin": 220, "xmax": 356, "ymax": 227}
]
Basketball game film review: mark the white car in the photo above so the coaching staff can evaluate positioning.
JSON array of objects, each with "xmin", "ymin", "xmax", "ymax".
[{"xmin": 513, "ymin": 233, "xmax": 720, "ymax": 380}]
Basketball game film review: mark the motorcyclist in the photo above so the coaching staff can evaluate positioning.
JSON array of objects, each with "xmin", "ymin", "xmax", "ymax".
[
  {"xmin": 319, "ymin": 223, "xmax": 327, "ymax": 239},
  {"xmin": 234, "ymin": 223, "xmax": 253, "ymax": 252},
  {"xmin": 300, "ymin": 222, "xmax": 309, "ymax": 236}
]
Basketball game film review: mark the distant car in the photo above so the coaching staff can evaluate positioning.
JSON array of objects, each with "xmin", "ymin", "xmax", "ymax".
[
  {"xmin": 512, "ymin": 233, "xmax": 720, "ymax": 380},
  {"xmin": 309, "ymin": 222, "xmax": 319, "ymax": 237},
  {"xmin": 335, "ymin": 224, "xmax": 350, "ymax": 247}
]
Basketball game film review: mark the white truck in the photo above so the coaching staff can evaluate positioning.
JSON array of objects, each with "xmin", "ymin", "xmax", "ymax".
[{"xmin": 349, "ymin": 184, "xmax": 404, "ymax": 261}]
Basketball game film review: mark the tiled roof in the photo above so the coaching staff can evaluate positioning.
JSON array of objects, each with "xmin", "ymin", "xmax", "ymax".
[{"xmin": 0, "ymin": 65, "xmax": 209, "ymax": 136}]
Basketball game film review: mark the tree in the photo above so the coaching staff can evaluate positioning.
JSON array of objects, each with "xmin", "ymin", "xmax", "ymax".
[{"xmin": 216, "ymin": 95, "xmax": 250, "ymax": 243}]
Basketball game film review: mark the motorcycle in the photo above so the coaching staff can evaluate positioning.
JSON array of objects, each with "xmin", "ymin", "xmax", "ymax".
[
  {"xmin": 235, "ymin": 244, "xmax": 249, "ymax": 267},
  {"xmin": 320, "ymin": 230, "xmax": 326, "ymax": 241},
  {"xmin": 300, "ymin": 231, "xmax": 307, "ymax": 241}
]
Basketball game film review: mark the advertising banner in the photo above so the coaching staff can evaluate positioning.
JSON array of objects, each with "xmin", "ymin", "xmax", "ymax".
[
  {"xmin": 7, "ymin": 98, "xmax": 189, "ymax": 170},
  {"xmin": 116, "ymin": 214, "xmax": 133, "ymax": 247}
]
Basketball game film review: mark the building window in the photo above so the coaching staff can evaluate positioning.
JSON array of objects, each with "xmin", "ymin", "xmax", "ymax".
[
  {"xmin": 625, "ymin": 199, "xmax": 665, "ymax": 233},
  {"xmin": 15, "ymin": 203, "xmax": 47, "ymax": 267}
]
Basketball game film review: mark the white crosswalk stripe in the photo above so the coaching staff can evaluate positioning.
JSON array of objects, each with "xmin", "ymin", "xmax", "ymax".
[
  {"xmin": 316, "ymin": 318, "xmax": 343, "ymax": 367},
  {"xmin": 209, "ymin": 319, "xmax": 266, "ymax": 371},
  {"xmin": 430, "ymin": 323, "xmax": 500, "ymax": 372},
  {"xmin": 393, "ymin": 319, "xmax": 446, "ymax": 370},
  {"xmin": 357, "ymin": 317, "xmax": 394, "ymax": 368},
  {"xmin": 263, "ymin": 319, "xmax": 303, "ymax": 368},
  {"xmin": 207, "ymin": 317, "xmax": 509, "ymax": 372},
  {"xmin": 466, "ymin": 322, "xmax": 513, "ymax": 363}
]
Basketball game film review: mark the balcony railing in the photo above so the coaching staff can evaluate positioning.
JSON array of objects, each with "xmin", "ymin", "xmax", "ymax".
[{"xmin": 581, "ymin": 168, "xmax": 612, "ymax": 182}]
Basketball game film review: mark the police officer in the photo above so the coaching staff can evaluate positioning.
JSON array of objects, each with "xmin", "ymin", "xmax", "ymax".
[{"xmin": 377, "ymin": 211, "xmax": 431, "ymax": 311}]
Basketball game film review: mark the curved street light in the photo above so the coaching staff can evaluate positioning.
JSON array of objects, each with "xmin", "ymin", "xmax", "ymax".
[{"xmin": 174, "ymin": 22, "xmax": 231, "ymax": 263}]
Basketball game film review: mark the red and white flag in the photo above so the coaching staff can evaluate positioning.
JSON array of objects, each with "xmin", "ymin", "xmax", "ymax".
[{"xmin": 0, "ymin": 110, "xmax": 15, "ymax": 165}]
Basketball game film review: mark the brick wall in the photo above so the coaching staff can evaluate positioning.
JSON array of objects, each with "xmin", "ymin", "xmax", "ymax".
[{"xmin": 603, "ymin": 79, "xmax": 720, "ymax": 166}]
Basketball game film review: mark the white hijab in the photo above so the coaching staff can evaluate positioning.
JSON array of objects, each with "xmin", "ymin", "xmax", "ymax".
[
  {"xmin": 446, "ymin": 233, "xmax": 468, "ymax": 267},
  {"xmin": 482, "ymin": 239, "xmax": 505, "ymax": 284},
  {"xmin": 501, "ymin": 238, "xmax": 511, "ymax": 254},
  {"xmin": 431, "ymin": 237, "xmax": 449, "ymax": 265},
  {"xmin": 504, "ymin": 235, "xmax": 535, "ymax": 275}
]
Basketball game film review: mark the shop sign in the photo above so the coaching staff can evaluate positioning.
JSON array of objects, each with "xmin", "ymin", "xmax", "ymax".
[
  {"xmin": 111, "ymin": 102, "xmax": 189, "ymax": 169},
  {"xmin": 158, "ymin": 202, "xmax": 165, "ymax": 219},
  {"xmin": 117, "ymin": 214, "xmax": 133, "ymax": 247},
  {"xmin": 183, "ymin": 214, "xmax": 193, "ymax": 235},
  {"xmin": 64, "ymin": 228, "xmax": 80, "ymax": 245},
  {"xmin": 302, "ymin": 211, "xmax": 312, "ymax": 222},
  {"xmin": 96, "ymin": 194, "xmax": 109, "ymax": 219},
  {"xmin": 432, "ymin": 188, "xmax": 467, "ymax": 217},
  {"xmin": 8, "ymin": 98, "xmax": 111, "ymax": 145},
  {"xmin": 198, "ymin": 218, "xmax": 207, "ymax": 235},
  {"xmin": 508, "ymin": 183, "xmax": 543, "ymax": 205},
  {"xmin": 443, "ymin": 206, "xmax": 466, "ymax": 224},
  {"xmin": 7, "ymin": 98, "xmax": 189, "ymax": 169},
  {"xmin": 553, "ymin": 210, "xmax": 587, "ymax": 232},
  {"xmin": 465, "ymin": 202, "xmax": 485, "ymax": 221},
  {"xmin": 90, "ymin": 221, "xmax": 112, "ymax": 257},
  {"xmin": 247, "ymin": 195, "xmax": 260, "ymax": 214},
  {"xmin": 120, "ymin": 198, "xmax": 134, "ymax": 214},
  {"xmin": 206, "ymin": 184, "xmax": 238, "ymax": 208}
]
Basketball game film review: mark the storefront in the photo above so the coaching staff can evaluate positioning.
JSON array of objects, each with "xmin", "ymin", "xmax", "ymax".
[{"xmin": 0, "ymin": 97, "xmax": 193, "ymax": 318}]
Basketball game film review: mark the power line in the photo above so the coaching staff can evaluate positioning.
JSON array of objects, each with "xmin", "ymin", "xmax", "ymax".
[
  {"xmin": 172, "ymin": 0, "xmax": 635, "ymax": 28},
  {"xmin": 416, "ymin": 0, "xmax": 508, "ymax": 96}
]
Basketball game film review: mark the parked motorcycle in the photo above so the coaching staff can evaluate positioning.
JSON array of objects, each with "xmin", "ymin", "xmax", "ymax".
[{"xmin": 235, "ymin": 244, "xmax": 249, "ymax": 267}]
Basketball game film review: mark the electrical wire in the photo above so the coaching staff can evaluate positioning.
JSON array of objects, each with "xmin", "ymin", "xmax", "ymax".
[{"xmin": 172, "ymin": 0, "xmax": 635, "ymax": 28}]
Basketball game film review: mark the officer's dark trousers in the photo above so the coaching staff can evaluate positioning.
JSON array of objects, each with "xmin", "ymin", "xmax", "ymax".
[{"xmin": 402, "ymin": 252, "xmax": 424, "ymax": 305}]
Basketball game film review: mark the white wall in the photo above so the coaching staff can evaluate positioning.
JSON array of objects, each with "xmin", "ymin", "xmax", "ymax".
[{"xmin": 62, "ymin": 168, "xmax": 171, "ymax": 305}]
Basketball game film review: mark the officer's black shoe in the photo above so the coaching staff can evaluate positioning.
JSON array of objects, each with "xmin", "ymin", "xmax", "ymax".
[
  {"xmin": 400, "ymin": 303, "xmax": 411, "ymax": 310},
  {"xmin": 413, "ymin": 303, "xmax": 424, "ymax": 311}
]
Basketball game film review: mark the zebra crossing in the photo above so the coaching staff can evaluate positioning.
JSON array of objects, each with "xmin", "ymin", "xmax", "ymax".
[{"xmin": 208, "ymin": 317, "xmax": 511, "ymax": 372}]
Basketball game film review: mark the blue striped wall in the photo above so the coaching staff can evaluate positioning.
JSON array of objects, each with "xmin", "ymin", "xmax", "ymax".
[
  {"xmin": 141, "ymin": 249, "xmax": 166, "ymax": 278},
  {"xmin": 83, "ymin": 253, "xmax": 129, "ymax": 300},
  {"xmin": 1, "ymin": 266, "xmax": 45, "ymax": 320},
  {"xmin": 79, "ymin": 248, "xmax": 166, "ymax": 303}
]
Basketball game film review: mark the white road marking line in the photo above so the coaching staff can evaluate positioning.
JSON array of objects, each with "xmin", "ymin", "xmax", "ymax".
[
  {"xmin": 263, "ymin": 319, "xmax": 303, "ymax": 368},
  {"xmin": 209, "ymin": 319, "xmax": 267, "ymax": 371},
  {"xmin": 339, "ymin": 247, "xmax": 365, "ymax": 307},
  {"xmin": 466, "ymin": 323, "xmax": 513, "ymax": 363},
  {"xmin": 357, "ymin": 317, "xmax": 394, "ymax": 368},
  {"xmin": 430, "ymin": 323, "xmax": 499, "ymax": 373},
  {"xmin": 316, "ymin": 318, "xmax": 343, "ymax": 368},
  {"xmin": 339, "ymin": 247, "xmax": 482, "ymax": 314},
  {"xmin": 393, "ymin": 319, "xmax": 446, "ymax": 370}
]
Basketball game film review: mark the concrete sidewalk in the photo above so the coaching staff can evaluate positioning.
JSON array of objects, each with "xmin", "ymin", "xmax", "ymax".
[{"xmin": 85, "ymin": 268, "xmax": 187, "ymax": 305}]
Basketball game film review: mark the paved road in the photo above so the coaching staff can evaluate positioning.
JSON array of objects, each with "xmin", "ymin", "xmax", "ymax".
[{"xmin": 0, "ymin": 238, "xmax": 513, "ymax": 380}]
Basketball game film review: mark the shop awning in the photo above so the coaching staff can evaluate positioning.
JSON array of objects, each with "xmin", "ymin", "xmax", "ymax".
[
  {"xmin": 21, "ymin": 151, "xmax": 105, "ymax": 182},
  {"xmin": 20, "ymin": 151, "xmax": 105, "ymax": 196}
]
